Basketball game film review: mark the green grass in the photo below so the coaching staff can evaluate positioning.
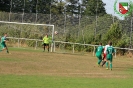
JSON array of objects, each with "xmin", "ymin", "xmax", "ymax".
[
  {"xmin": 9, "ymin": 47, "xmax": 42, "ymax": 52},
  {"xmin": 0, "ymin": 75, "xmax": 133, "ymax": 88},
  {"xmin": 0, "ymin": 57, "xmax": 21, "ymax": 62},
  {"xmin": 0, "ymin": 47, "xmax": 133, "ymax": 88}
]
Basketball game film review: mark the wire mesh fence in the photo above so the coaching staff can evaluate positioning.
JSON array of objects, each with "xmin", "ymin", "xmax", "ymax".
[{"xmin": 0, "ymin": 11, "xmax": 133, "ymax": 56}]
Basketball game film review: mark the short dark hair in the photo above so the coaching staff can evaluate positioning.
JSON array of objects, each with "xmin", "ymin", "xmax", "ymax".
[
  {"xmin": 99, "ymin": 43, "xmax": 102, "ymax": 45},
  {"xmin": 4, "ymin": 33, "xmax": 7, "ymax": 35},
  {"xmin": 108, "ymin": 41, "xmax": 112, "ymax": 46}
]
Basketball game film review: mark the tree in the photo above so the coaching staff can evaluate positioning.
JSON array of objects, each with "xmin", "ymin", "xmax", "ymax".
[
  {"xmin": 11, "ymin": 0, "xmax": 25, "ymax": 13},
  {"xmin": 51, "ymin": 0, "xmax": 65, "ymax": 14},
  {"xmin": 0, "ymin": 0, "xmax": 65, "ymax": 14},
  {"xmin": 65, "ymin": 0, "xmax": 81, "ymax": 15},
  {"xmin": 103, "ymin": 22, "xmax": 122, "ymax": 46},
  {"xmin": 83, "ymin": 0, "xmax": 106, "ymax": 16},
  {"xmin": 0, "ymin": 0, "xmax": 10, "ymax": 12}
]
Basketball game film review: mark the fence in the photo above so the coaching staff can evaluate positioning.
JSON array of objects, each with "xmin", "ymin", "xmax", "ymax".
[
  {"xmin": 0, "ymin": 12, "xmax": 133, "ymax": 47},
  {"xmin": 5, "ymin": 37, "xmax": 133, "ymax": 58}
]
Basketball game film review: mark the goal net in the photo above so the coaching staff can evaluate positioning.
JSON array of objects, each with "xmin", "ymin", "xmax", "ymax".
[{"xmin": 0, "ymin": 21, "xmax": 55, "ymax": 52}]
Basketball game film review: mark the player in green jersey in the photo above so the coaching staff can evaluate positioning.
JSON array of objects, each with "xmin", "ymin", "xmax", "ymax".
[
  {"xmin": 42, "ymin": 34, "xmax": 51, "ymax": 52},
  {"xmin": 106, "ymin": 42, "xmax": 115, "ymax": 70},
  {"xmin": 95, "ymin": 43, "xmax": 104, "ymax": 66},
  {"xmin": 0, "ymin": 33, "xmax": 9, "ymax": 53}
]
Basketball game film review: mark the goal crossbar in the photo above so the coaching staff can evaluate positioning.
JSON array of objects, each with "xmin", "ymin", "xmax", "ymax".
[{"xmin": 0, "ymin": 21, "xmax": 54, "ymax": 27}]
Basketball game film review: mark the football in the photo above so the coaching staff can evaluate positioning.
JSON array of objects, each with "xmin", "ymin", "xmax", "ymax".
[{"xmin": 54, "ymin": 31, "xmax": 58, "ymax": 35}]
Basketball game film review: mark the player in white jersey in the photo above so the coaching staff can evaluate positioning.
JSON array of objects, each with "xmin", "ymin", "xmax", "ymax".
[{"xmin": 101, "ymin": 41, "xmax": 112, "ymax": 67}]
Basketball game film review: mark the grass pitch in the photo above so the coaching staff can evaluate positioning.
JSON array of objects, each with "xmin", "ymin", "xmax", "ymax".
[{"xmin": 0, "ymin": 47, "xmax": 133, "ymax": 88}]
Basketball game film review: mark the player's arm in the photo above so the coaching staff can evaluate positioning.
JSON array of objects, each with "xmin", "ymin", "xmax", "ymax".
[
  {"xmin": 5, "ymin": 38, "xmax": 9, "ymax": 42},
  {"xmin": 3, "ymin": 38, "xmax": 8, "ymax": 43},
  {"xmin": 49, "ymin": 36, "xmax": 52, "ymax": 44},
  {"xmin": 112, "ymin": 48, "xmax": 115, "ymax": 56},
  {"xmin": 95, "ymin": 47, "xmax": 97, "ymax": 53},
  {"xmin": 102, "ymin": 47, "xmax": 104, "ymax": 53},
  {"xmin": 106, "ymin": 48, "xmax": 109, "ymax": 54},
  {"xmin": 42, "ymin": 37, "xmax": 45, "ymax": 45}
]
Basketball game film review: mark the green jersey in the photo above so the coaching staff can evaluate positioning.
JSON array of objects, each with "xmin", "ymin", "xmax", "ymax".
[
  {"xmin": 1, "ymin": 36, "xmax": 6, "ymax": 44},
  {"xmin": 96, "ymin": 46, "xmax": 104, "ymax": 56},
  {"xmin": 43, "ymin": 36, "xmax": 51, "ymax": 44},
  {"xmin": 0, "ymin": 36, "xmax": 7, "ymax": 48},
  {"xmin": 106, "ymin": 46, "xmax": 114, "ymax": 59}
]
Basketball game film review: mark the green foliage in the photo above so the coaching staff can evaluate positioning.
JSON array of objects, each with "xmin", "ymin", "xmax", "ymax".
[
  {"xmin": 116, "ymin": 34, "xmax": 129, "ymax": 47},
  {"xmin": 103, "ymin": 22, "xmax": 122, "ymax": 45},
  {"xmin": 0, "ymin": 0, "xmax": 10, "ymax": 12},
  {"xmin": 83, "ymin": 0, "xmax": 106, "ymax": 16},
  {"xmin": 116, "ymin": 34, "xmax": 130, "ymax": 55}
]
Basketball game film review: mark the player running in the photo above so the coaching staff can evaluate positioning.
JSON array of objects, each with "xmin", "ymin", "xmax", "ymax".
[
  {"xmin": 106, "ymin": 42, "xmax": 115, "ymax": 70},
  {"xmin": 95, "ymin": 43, "xmax": 104, "ymax": 66},
  {"xmin": 42, "ymin": 34, "xmax": 51, "ymax": 52},
  {"xmin": 0, "ymin": 33, "xmax": 9, "ymax": 53},
  {"xmin": 101, "ymin": 41, "xmax": 112, "ymax": 67}
]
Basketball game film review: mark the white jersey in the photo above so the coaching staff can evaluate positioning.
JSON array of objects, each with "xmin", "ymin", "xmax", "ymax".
[{"xmin": 104, "ymin": 45, "xmax": 109, "ymax": 54}]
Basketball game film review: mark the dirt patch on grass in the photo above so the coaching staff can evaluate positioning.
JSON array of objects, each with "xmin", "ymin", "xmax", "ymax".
[{"xmin": 0, "ymin": 50, "xmax": 133, "ymax": 78}]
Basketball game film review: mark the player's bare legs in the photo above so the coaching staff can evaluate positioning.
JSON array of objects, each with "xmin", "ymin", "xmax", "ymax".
[{"xmin": 101, "ymin": 53, "xmax": 106, "ymax": 67}]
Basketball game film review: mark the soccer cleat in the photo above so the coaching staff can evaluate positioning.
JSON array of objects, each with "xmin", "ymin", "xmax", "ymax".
[
  {"xmin": 97, "ymin": 64, "xmax": 102, "ymax": 67},
  {"xmin": 97, "ymin": 63, "xmax": 100, "ymax": 67},
  {"xmin": 106, "ymin": 68, "xmax": 109, "ymax": 70},
  {"xmin": 7, "ymin": 51, "xmax": 9, "ymax": 53}
]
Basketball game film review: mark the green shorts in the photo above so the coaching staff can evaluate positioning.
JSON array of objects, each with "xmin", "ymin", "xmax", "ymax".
[
  {"xmin": 96, "ymin": 53, "xmax": 102, "ymax": 60},
  {"xmin": 1, "ymin": 43, "xmax": 7, "ymax": 49},
  {"xmin": 107, "ymin": 54, "xmax": 113, "ymax": 62}
]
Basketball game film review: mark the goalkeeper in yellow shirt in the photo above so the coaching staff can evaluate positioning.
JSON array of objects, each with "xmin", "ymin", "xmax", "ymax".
[{"xmin": 42, "ymin": 34, "xmax": 51, "ymax": 52}]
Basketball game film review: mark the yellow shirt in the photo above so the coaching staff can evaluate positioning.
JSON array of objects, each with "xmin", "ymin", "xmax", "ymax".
[{"xmin": 43, "ymin": 36, "xmax": 50, "ymax": 44}]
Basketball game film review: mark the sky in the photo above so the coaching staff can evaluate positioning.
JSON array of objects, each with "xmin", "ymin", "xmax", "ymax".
[{"xmin": 102, "ymin": 0, "xmax": 131, "ymax": 19}]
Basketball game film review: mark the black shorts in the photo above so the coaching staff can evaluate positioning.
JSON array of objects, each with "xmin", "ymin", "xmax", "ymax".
[{"xmin": 43, "ymin": 43, "xmax": 49, "ymax": 46}]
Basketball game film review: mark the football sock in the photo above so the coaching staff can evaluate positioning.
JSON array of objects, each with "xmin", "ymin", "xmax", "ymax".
[
  {"xmin": 106, "ymin": 62, "xmax": 109, "ymax": 68},
  {"xmin": 98, "ymin": 59, "xmax": 102, "ymax": 65},
  {"xmin": 48, "ymin": 48, "xmax": 49, "ymax": 52},
  {"xmin": 110, "ymin": 63, "xmax": 112, "ymax": 69},
  {"xmin": 102, "ymin": 61, "xmax": 106, "ymax": 66},
  {"xmin": 43, "ymin": 47, "xmax": 45, "ymax": 51}
]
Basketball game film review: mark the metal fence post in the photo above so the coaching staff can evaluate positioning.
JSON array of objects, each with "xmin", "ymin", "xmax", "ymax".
[
  {"xmin": 18, "ymin": 39, "xmax": 20, "ymax": 48},
  {"xmin": 35, "ymin": 40, "xmax": 37, "ymax": 50},
  {"xmin": 93, "ymin": 46, "xmax": 95, "ymax": 56},
  {"xmin": 73, "ymin": 44, "xmax": 75, "ymax": 53},
  {"xmin": 54, "ymin": 41, "xmax": 55, "ymax": 52}
]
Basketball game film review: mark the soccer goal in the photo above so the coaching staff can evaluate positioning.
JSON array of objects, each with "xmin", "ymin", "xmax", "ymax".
[{"xmin": 0, "ymin": 21, "xmax": 55, "ymax": 52}]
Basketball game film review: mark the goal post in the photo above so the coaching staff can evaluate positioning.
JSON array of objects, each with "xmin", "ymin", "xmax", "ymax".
[{"xmin": 0, "ymin": 21, "xmax": 55, "ymax": 52}]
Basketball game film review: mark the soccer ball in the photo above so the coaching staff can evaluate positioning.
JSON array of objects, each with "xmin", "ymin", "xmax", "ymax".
[{"xmin": 54, "ymin": 31, "xmax": 58, "ymax": 35}]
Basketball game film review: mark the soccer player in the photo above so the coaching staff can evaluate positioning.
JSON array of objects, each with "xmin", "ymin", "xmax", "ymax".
[
  {"xmin": 106, "ymin": 42, "xmax": 115, "ymax": 70},
  {"xmin": 42, "ymin": 34, "xmax": 51, "ymax": 52},
  {"xmin": 0, "ymin": 33, "xmax": 9, "ymax": 53},
  {"xmin": 101, "ymin": 42, "xmax": 112, "ymax": 67},
  {"xmin": 95, "ymin": 43, "xmax": 104, "ymax": 66}
]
